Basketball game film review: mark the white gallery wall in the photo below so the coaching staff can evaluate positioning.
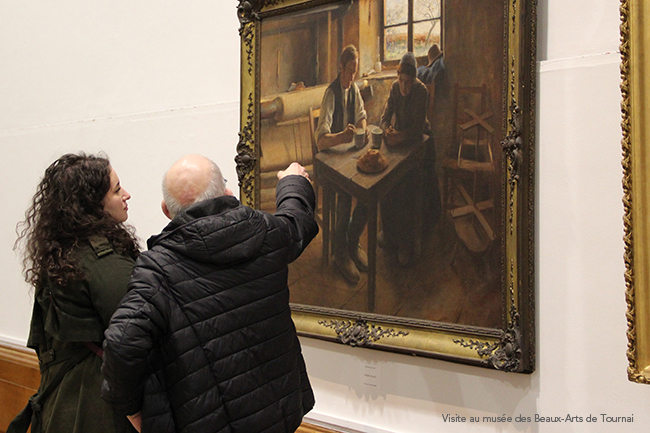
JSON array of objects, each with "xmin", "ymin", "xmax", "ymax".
[{"xmin": 0, "ymin": 1, "xmax": 646, "ymax": 432}]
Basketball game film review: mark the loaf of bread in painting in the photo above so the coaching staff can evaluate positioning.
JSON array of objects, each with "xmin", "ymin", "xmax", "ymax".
[{"xmin": 357, "ymin": 148, "xmax": 388, "ymax": 173}]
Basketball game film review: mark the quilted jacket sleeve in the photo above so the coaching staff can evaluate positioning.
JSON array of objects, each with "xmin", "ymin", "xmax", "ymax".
[
  {"xmin": 272, "ymin": 174, "xmax": 319, "ymax": 263},
  {"xmin": 101, "ymin": 253, "xmax": 170, "ymax": 416}
]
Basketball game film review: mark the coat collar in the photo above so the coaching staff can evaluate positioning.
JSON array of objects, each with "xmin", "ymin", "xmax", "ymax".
[{"xmin": 148, "ymin": 196, "xmax": 240, "ymax": 249}]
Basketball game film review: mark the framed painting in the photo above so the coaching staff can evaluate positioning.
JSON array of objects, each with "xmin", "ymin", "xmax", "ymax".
[
  {"xmin": 621, "ymin": 0, "xmax": 650, "ymax": 384},
  {"xmin": 237, "ymin": 0, "xmax": 536, "ymax": 373}
]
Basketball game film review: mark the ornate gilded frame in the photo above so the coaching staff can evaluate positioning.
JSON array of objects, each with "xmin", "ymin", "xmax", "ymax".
[
  {"xmin": 621, "ymin": 0, "xmax": 650, "ymax": 384},
  {"xmin": 237, "ymin": 0, "xmax": 536, "ymax": 373}
]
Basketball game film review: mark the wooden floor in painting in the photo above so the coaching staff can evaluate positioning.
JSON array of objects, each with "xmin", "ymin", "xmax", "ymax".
[{"xmin": 288, "ymin": 215, "xmax": 503, "ymax": 329}]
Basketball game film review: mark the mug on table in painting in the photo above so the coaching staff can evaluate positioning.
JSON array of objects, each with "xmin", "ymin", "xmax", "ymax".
[
  {"xmin": 354, "ymin": 128, "xmax": 366, "ymax": 149},
  {"xmin": 370, "ymin": 125, "xmax": 383, "ymax": 149}
]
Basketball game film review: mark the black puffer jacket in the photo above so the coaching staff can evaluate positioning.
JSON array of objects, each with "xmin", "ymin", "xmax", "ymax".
[{"xmin": 101, "ymin": 176, "xmax": 318, "ymax": 433}]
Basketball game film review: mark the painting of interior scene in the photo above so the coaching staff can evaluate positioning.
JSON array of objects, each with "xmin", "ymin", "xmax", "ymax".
[{"xmin": 258, "ymin": 0, "xmax": 506, "ymax": 328}]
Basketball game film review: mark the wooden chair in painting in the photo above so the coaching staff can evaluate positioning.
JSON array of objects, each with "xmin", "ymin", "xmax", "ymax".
[
  {"xmin": 442, "ymin": 84, "xmax": 497, "ymax": 255},
  {"xmin": 308, "ymin": 106, "xmax": 336, "ymax": 265},
  {"xmin": 425, "ymin": 82, "xmax": 436, "ymax": 125}
]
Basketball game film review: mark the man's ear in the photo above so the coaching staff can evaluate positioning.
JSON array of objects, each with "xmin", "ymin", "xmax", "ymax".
[{"xmin": 162, "ymin": 200, "xmax": 172, "ymax": 220}]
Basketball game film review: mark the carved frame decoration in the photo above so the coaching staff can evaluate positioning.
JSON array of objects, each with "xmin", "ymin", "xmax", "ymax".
[
  {"xmin": 621, "ymin": 0, "xmax": 650, "ymax": 384},
  {"xmin": 237, "ymin": 0, "xmax": 536, "ymax": 373}
]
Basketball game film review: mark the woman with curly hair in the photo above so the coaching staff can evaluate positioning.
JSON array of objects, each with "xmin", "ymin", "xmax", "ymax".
[{"xmin": 9, "ymin": 153, "xmax": 139, "ymax": 433}]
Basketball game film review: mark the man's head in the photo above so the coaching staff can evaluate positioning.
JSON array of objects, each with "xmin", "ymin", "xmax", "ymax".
[
  {"xmin": 426, "ymin": 44, "xmax": 443, "ymax": 67},
  {"xmin": 339, "ymin": 45, "xmax": 359, "ymax": 90},
  {"xmin": 161, "ymin": 154, "xmax": 232, "ymax": 219},
  {"xmin": 397, "ymin": 52, "xmax": 417, "ymax": 96}
]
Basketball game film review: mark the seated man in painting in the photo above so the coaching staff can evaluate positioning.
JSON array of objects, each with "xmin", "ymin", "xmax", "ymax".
[
  {"xmin": 417, "ymin": 43, "xmax": 445, "ymax": 86},
  {"xmin": 380, "ymin": 52, "xmax": 442, "ymax": 266},
  {"xmin": 417, "ymin": 43, "xmax": 446, "ymax": 125},
  {"xmin": 315, "ymin": 44, "xmax": 369, "ymax": 284}
]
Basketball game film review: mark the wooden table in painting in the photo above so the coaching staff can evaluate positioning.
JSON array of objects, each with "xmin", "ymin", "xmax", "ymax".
[{"xmin": 314, "ymin": 136, "xmax": 426, "ymax": 312}]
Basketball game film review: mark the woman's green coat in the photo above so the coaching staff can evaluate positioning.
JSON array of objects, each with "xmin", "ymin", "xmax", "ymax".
[{"xmin": 27, "ymin": 236, "xmax": 137, "ymax": 433}]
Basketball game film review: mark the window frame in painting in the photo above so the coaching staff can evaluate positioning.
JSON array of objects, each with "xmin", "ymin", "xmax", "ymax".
[{"xmin": 383, "ymin": 0, "xmax": 443, "ymax": 64}]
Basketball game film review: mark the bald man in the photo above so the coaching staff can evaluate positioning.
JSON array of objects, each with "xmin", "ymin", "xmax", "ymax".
[
  {"xmin": 101, "ymin": 156, "xmax": 318, "ymax": 433},
  {"xmin": 160, "ymin": 154, "xmax": 235, "ymax": 220}
]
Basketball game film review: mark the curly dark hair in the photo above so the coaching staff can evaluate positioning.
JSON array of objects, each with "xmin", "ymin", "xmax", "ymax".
[{"xmin": 16, "ymin": 153, "xmax": 140, "ymax": 291}]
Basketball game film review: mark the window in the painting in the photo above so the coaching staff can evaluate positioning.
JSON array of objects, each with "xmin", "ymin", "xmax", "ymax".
[{"xmin": 384, "ymin": 0, "xmax": 442, "ymax": 61}]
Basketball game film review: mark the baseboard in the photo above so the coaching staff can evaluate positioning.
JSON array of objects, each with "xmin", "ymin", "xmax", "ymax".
[
  {"xmin": 304, "ymin": 413, "xmax": 394, "ymax": 433},
  {"xmin": 0, "ymin": 340, "xmax": 39, "ymax": 432},
  {"xmin": 297, "ymin": 422, "xmax": 343, "ymax": 433}
]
